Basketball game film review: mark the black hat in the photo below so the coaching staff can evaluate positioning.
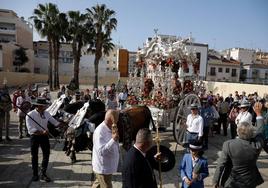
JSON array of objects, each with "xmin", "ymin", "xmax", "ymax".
[
  {"xmin": 31, "ymin": 97, "xmax": 50, "ymax": 106},
  {"xmin": 75, "ymin": 91, "xmax": 81, "ymax": 96},
  {"xmin": 146, "ymin": 145, "xmax": 176, "ymax": 172},
  {"xmin": 189, "ymin": 142, "xmax": 203, "ymax": 151}
]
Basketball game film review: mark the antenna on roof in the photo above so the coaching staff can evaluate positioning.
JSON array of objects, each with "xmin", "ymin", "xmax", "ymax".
[{"xmin": 154, "ymin": 28, "xmax": 158, "ymax": 37}]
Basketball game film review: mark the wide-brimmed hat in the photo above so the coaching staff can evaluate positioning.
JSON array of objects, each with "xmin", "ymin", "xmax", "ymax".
[
  {"xmin": 190, "ymin": 103, "xmax": 199, "ymax": 109},
  {"xmin": 75, "ymin": 91, "xmax": 81, "ymax": 96},
  {"xmin": 31, "ymin": 97, "xmax": 50, "ymax": 106},
  {"xmin": 239, "ymin": 101, "xmax": 251, "ymax": 108}
]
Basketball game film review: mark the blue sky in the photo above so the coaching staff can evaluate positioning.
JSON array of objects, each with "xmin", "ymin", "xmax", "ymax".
[{"xmin": 1, "ymin": 0, "xmax": 268, "ymax": 51}]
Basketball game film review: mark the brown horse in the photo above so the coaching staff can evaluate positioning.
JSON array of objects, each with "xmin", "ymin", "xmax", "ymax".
[
  {"xmin": 117, "ymin": 105, "xmax": 154, "ymax": 150},
  {"xmin": 63, "ymin": 100, "xmax": 155, "ymax": 163}
]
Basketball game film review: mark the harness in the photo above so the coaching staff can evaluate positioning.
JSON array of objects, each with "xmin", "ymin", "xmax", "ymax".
[{"xmin": 119, "ymin": 112, "xmax": 132, "ymax": 150}]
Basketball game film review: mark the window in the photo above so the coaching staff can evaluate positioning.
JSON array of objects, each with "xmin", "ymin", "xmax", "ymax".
[
  {"xmin": 226, "ymin": 68, "xmax": 230, "ymax": 73},
  {"xmin": 218, "ymin": 67, "xmax": 223, "ymax": 72},
  {"xmin": 107, "ymin": 67, "xmax": 109, "ymax": 70},
  {"xmin": 113, "ymin": 68, "xmax": 116, "ymax": 70},
  {"xmin": 107, "ymin": 61, "xmax": 109, "ymax": 64},
  {"xmin": 210, "ymin": 67, "xmax": 216, "ymax": 76},
  {"xmin": 231, "ymin": 69, "xmax": 237, "ymax": 77},
  {"xmin": 113, "ymin": 61, "xmax": 116, "ymax": 64}
]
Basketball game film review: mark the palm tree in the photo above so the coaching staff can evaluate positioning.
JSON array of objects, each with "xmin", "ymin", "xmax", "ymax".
[
  {"xmin": 52, "ymin": 12, "xmax": 68, "ymax": 89},
  {"xmin": 31, "ymin": 3, "xmax": 59, "ymax": 90},
  {"xmin": 67, "ymin": 11, "xmax": 88, "ymax": 89},
  {"xmin": 86, "ymin": 4, "xmax": 117, "ymax": 89}
]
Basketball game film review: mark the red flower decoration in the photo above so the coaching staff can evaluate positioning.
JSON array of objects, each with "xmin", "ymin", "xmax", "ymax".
[{"xmin": 166, "ymin": 58, "xmax": 173, "ymax": 66}]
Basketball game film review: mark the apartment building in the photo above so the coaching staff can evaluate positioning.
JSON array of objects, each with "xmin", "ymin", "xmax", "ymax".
[
  {"xmin": 0, "ymin": 9, "xmax": 34, "ymax": 72},
  {"xmin": 128, "ymin": 51, "xmax": 137, "ymax": 75},
  {"xmin": 33, "ymin": 41, "xmax": 73, "ymax": 74},
  {"xmin": 222, "ymin": 48, "xmax": 256, "ymax": 65},
  {"xmin": 207, "ymin": 50, "xmax": 240, "ymax": 82},
  {"xmin": 117, "ymin": 49, "xmax": 129, "ymax": 77},
  {"xmin": 34, "ymin": 41, "xmax": 121, "ymax": 80}
]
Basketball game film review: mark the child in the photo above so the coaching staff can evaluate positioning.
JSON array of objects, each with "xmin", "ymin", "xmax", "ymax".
[{"xmin": 179, "ymin": 142, "xmax": 209, "ymax": 188}]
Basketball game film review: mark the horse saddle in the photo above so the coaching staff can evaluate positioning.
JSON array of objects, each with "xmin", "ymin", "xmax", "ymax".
[
  {"xmin": 68, "ymin": 102, "xmax": 89, "ymax": 129},
  {"xmin": 47, "ymin": 94, "xmax": 66, "ymax": 116}
]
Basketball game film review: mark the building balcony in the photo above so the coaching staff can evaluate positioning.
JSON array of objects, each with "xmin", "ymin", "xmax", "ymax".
[{"xmin": 0, "ymin": 28, "xmax": 16, "ymax": 35}]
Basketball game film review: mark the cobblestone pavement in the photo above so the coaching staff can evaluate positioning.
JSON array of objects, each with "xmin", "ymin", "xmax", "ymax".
[{"xmin": 0, "ymin": 86, "xmax": 268, "ymax": 187}]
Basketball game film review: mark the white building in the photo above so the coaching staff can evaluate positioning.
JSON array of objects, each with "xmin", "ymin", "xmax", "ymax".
[
  {"xmin": 128, "ymin": 51, "xmax": 137, "ymax": 74},
  {"xmin": 184, "ymin": 42, "xmax": 208, "ymax": 80},
  {"xmin": 241, "ymin": 64, "xmax": 268, "ymax": 84},
  {"xmin": 207, "ymin": 51, "xmax": 240, "ymax": 82},
  {"xmin": 222, "ymin": 48, "xmax": 256, "ymax": 64},
  {"xmin": 34, "ymin": 41, "xmax": 119, "ymax": 79}
]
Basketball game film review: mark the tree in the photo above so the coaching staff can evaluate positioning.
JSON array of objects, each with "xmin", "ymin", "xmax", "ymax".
[
  {"xmin": 13, "ymin": 47, "xmax": 29, "ymax": 72},
  {"xmin": 52, "ymin": 12, "xmax": 68, "ymax": 89},
  {"xmin": 31, "ymin": 3, "xmax": 59, "ymax": 90},
  {"xmin": 86, "ymin": 4, "xmax": 117, "ymax": 89},
  {"xmin": 67, "ymin": 11, "xmax": 88, "ymax": 89}
]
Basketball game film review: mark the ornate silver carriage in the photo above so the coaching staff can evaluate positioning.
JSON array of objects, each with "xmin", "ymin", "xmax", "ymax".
[{"xmin": 127, "ymin": 33, "xmax": 206, "ymax": 144}]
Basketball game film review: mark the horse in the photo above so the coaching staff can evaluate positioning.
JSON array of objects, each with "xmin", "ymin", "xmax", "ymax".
[{"xmin": 63, "ymin": 99, "xmax": 155, "ymax": 163}]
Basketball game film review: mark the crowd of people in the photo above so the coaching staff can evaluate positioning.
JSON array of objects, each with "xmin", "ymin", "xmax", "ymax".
[{"xmin": 1, "ymin": 82, "xmax": 268, "ymax": 187}]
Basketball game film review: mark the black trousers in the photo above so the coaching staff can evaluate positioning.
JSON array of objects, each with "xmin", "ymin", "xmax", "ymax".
[
  {"xmin": 230, "ymin": 121, "xmax": 237, "ymax": 139},
  {"xmin": 30, "ymin": 135, "xmax": 50, "ymax": 176},
  {"xmin": 217, "ymin": 113, "xmax": 228, "ymax": 136}
]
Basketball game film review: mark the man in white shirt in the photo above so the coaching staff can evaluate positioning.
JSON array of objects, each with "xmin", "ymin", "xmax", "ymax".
[
  {"xmin": 235, "ymin": 101, "xmax": 252, "ymax": 127},
  {"xmin": 118, "ymin": 88, "xmax": 128, "ymax": 110},
  {"xmin": 186, "ymin": 103, "xmax": 204, "ymax": 146},
  {"xmin": 26, "ymin": 98, "xmax": 61, "ymax": 182},
  {"xmin": 16, "ymin": 90, "xmax": 31, "ymax": 138},
  {"xmin": 92, "ymin": 109, "xmax": 120, "ymax": 188}
]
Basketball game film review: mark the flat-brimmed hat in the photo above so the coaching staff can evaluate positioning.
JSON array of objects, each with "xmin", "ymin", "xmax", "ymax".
[
  {"xmin": 189, "ymin": 142, "xmax": 203, "ymax": 151},
  {"xmin": 190, "ymin": 103, "xmax": 199, "ymax": 109},
  {"xmin": 31, "ymin": 97, "xmax": 50, "ymax": 106},
  {"xmin": 239, "ymin": 101, "xmax": 251, "ymax": 108}
]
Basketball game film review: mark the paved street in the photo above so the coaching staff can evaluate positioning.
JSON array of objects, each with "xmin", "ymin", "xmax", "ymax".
[{"xmin": 0, "ymin": 88, "xmax": 268, "ymax": 188}]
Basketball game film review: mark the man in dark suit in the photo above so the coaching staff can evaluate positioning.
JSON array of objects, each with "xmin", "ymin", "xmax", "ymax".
[
  {"xmin": 213, "ymin": 102, "xmax": 265, "ymax": 188},
  {"xmin": 122, "ymin": 128, "xmax": 158, "ymax": 188}
]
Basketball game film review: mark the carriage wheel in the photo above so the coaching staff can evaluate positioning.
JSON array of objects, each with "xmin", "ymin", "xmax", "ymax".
[{"xmin": 173, "ymin": 94, "xmax": 200, "ymax": 144}]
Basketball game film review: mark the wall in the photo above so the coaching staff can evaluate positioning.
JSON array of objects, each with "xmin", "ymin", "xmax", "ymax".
[
  {"xmin": 1, "ymin": 71, "xmax": 267, "ymax": 97},
  {"xmin": 204, "ymin": 81, "xmax": 268, "ymax": 98},
  {"xmin": 0, "ymin": 71, "xmax": 119, "ymax": 88}
]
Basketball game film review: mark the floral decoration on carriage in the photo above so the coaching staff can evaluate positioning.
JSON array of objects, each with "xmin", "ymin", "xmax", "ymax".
[{"xmin": 127, "ymin": 31, "xmax": 205, "ymax": 110}]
